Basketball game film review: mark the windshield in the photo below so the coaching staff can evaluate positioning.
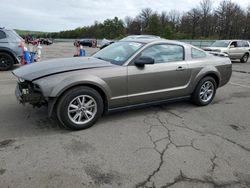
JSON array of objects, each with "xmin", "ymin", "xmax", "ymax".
[
  {"xmin": 93, "ymin": 41, "xmax": 144, "ymax": 65},
  {"xmin": 211, "ymin": 41, "xmax": 230, "ymax": 48}
]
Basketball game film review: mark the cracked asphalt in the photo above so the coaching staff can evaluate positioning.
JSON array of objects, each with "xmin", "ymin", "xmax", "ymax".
[{"xmin": 0, "ymin": 42, "xmax": 250, "ymax": 188}]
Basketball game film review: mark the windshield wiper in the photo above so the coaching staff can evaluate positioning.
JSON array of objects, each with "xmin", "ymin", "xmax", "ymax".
[
  {"xmin": 95, "ymin": 57, "xmax": 122, "ymax": 65},
  {"xmin": 95, "ymin": 57, "xmax": 107, "ymax": 61}
]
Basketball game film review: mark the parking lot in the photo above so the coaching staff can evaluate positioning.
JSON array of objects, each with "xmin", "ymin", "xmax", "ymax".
[{"xmin": 0, "ymin": 42, "xmax": 250, "ymax": 188}]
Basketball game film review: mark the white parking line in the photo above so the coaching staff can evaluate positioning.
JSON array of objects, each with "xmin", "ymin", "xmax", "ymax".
[{"xmin": 229, "ymin": 82, "xmax": 250, "ymax": 89}]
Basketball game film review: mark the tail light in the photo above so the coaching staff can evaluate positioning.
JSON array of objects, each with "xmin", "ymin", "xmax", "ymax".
[{"xmin": 18, "ymin": 40, "xmax": 24, "ymax": 48}]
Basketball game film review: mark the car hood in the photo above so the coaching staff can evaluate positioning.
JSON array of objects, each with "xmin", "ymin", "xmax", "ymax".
[
  {"xmin": 13, "ymin": 57, "xmax": 114, "ymax": 81},
  {"xmin": 203, "ymin": 47, "xmax": 227, "ymax": 51}
]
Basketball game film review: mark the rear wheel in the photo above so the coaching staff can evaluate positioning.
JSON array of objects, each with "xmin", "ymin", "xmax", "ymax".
[
  {"xmin": 240, "ymin": 53, "xmax": 249, "ymax": 63},
  {"xmin": 0, "ymin": 52, "xmax": 14, "ymax": 71},
  {"xmin": 56, "ymin": 86, "xmax": 103, "ymax": 130},
  {"xmin": 192, "ymin": 77, "xmax": 217, "ymax": 106}
]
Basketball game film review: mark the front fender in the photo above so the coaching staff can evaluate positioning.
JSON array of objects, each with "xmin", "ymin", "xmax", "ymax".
[
  {"xmin": 52, "ymin": 75, "xmax": 111, "ymax": 99},
  {"xmin": 34, "ymin": 73, "xmax": 112, "ymax": 117},
  {"xmin": 35, "ymin": 73, "xmax": 112, "ymax": 99}
]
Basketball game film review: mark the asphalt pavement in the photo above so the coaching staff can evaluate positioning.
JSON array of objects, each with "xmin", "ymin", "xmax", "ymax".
[{"xmin": 0, "ymin": 43, "xmax": 249, "ymax": 188}]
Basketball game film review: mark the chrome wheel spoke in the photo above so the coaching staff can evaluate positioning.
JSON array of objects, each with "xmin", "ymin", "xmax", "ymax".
[
  {"xmin": 87, "ymin": 105, "xmax": 95, "ymax": 109},
  {"xmin": 70, "ymin": 104, "xmax": 78, "ymax": 109},
  {"xmin": 85, "ymin": 100, "xmax": 94, "ymax": 107},
  {"xmin": 206, "ymin": 84, "xmax": 210, "ymax": 90},
  {"xmin": 73, "ymin": 113, "xmax": 81, "ymax": 121},
  {"xmin": 204, "ymin": 93, "xmax": 208, "ymax": 100},
  {"xmin": 207, "ymin": 89, "xmax": 213, "ymax": 94},
  {"xmin": 69, "ymin": 109, "xmax": 78, "ymax": 113},
  {"xmin": 77, "ymin": 112, "xmax": 83, "ymax": 122},
  {"xmin": 77, "ymin": 97, "xmax": 84, "ymax": 106},
  {"xmin": 82, "ymin": 111, "xmax": 90, "ymax": 120},
  {"xmin": 85, "ymin": 110, "xmax": 93, "ymax": 116}
]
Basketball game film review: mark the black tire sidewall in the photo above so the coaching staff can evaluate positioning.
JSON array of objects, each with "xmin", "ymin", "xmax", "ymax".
[
  {"xmin": 57, "ymin": 87, "xmax": 103, "ymax": 130},
  {"xmin": 192, "ymin": 77, "xmax": 217, "ymax": 106},
  {"xmin": 0, "ymin": 52, "xmax": 14, "ymax": 71}
]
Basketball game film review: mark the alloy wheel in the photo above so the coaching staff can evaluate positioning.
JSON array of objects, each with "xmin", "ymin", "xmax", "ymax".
[
  {"xmin": 199, "ymin": 81, "xmax": 214, "ymax": 103},
  {"xmin": 67, "ymin": 95, "xmax": 97, "ymax": 125}
]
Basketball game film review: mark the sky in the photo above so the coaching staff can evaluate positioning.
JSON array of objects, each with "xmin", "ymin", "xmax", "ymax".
[{"xmin": 0, "ymin": 0, "xmax": 249, "ymax": 32}]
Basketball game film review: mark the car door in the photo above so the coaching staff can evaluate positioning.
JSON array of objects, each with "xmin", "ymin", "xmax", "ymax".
[
  {"xmin": 127, "ymin": 43, "xmax": 191, "ymax": 105},
  {"xmin": 228, "ymin": 41, "xmax": 243, "ymax": 59},
  {"xmin": 235, "ymin": 41, "xmax": 245, "ymax": 58}
]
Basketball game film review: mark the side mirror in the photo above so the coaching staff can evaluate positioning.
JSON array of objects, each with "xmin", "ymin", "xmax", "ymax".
[
  {"xmin": 134, "ymin": 56, "xmax": 155, "ymax": 66},
  {"xmin": 230, "ymin": 45, "xmax": 235, "ymax": 48}
]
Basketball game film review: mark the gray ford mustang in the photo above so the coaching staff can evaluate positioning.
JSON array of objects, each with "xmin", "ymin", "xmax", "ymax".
[{"xmin": 13, "ymin": 36, "xmax": 232, "ymax": 130}]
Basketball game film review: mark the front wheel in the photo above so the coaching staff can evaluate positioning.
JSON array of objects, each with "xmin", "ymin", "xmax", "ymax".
[
  {"xmin": 192, "ymin": 77, "xmax": 217, "ymax": 106},
  {"xmin": 56, "ymin": 86, "xmax": 103, "ymax": 130}
]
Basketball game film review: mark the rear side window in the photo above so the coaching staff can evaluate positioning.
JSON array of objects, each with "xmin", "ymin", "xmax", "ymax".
[
  {"xmin": 243, "ymin": 41, "xmax": 249, "ymax": 47},
  {"xmin": 236, "ymin": 41, "xmax": 243, "ymax": 47},
  {"xmin": 141, "ymin": 44, "xmax": 184, "ymax": 63},
  {"xmin": 192, "ymin": 48, "xmax": 206, "ymax": 58},
  {"xmin": 0, "ymin": 31, "xmax": 6, "ymax": 39}
]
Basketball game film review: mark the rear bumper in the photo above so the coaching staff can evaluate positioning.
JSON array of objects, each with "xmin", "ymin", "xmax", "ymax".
[{"xmin": 219, "ymin": 64, "xmax": 232, "ymax": 87}]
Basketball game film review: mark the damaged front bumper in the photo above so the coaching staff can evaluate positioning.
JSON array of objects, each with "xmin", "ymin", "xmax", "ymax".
[{"xmin": 15, "ymin": 81, "xmax": 47, "ymax": 107}]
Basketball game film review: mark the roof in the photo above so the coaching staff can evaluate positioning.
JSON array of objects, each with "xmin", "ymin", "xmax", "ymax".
[
  {"xmin": 120, "ymin": 35, "xmax": 190, "ymax": 47},
  {"xmin": 0, "ymin": 27, "xmax": 13, "ymax": 32}
]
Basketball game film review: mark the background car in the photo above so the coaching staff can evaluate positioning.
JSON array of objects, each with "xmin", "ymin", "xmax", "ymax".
[
  {"xmin": 13, "ymin": 36, "xmax": 232, "ymax": 130},
  {"xmin": 79, "ymin": 39, "xmax": 96, "ymax": 47},
  {"xmin": 203, "ymin": 40, "xmax": 250, "ymax": 63},
  {"xmin": 39, "ymin": 38, "xmax": 53, "ymax": 45},
  {"xmin": 0, "ymin": 28, "xmax": 24, "ymax": 71},
  {"xmin": 99, "ymin": 38, "xmax": 114, "ymax": 49}
]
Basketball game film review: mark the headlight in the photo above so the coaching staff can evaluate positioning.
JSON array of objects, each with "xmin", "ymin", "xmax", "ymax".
[
  {"xmin": 18, "ymin": 78, "xmax": 25, "ymax": 83},
  {"xmin": 215, "ymin": 49, "xmax": 221, "ymax": 53}
]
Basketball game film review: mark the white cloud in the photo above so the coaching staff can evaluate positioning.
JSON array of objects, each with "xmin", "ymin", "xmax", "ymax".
[{"xmin": 0, "ymin": 0, "xmax": 249, "ymax": 32}]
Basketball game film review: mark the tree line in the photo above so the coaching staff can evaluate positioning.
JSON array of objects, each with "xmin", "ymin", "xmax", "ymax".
[{"xmin": 42, "ymin": 0, "xmax": 250, "ymax": 40}]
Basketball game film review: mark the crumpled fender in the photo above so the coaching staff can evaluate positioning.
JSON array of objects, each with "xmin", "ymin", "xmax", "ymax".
[{"xmin": 35, "ymin": 73, "xmax": 111, "ymax": 117}]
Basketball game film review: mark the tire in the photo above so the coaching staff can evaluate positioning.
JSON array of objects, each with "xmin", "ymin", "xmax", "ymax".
[
  {"xmin": 192, "ymin": 77, "xmax": 217, "ymax": 106},
  {"xmin": 0, "ymin": 52, "xmax": 14, "ymax": 71},
  {"xmin": 240, "ymin": 53, "xmax": 249, "ymax": 63},
  {"xmin": 56, "ymin": 86, "xmax": 103, "ymax": 130}
]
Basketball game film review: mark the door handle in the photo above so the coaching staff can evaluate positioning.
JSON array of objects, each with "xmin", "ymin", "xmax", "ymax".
[{"xmin": 176, "ymin": 66, "xmax": 186, "ymax": 71}]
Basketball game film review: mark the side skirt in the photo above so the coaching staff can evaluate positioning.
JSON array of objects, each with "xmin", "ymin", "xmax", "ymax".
[{"xmin": 107, "ymin": 96, "xmax": 191, "ymax": 114}]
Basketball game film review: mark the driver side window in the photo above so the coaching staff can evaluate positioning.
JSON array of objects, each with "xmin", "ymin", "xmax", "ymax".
[
  {"xmin": 141, "ymin": 44, "xmax": 184, "ymax": 64},
  {"xmin": 230, "ymin": 41, "xmax": 237, "ymax": 48}
]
